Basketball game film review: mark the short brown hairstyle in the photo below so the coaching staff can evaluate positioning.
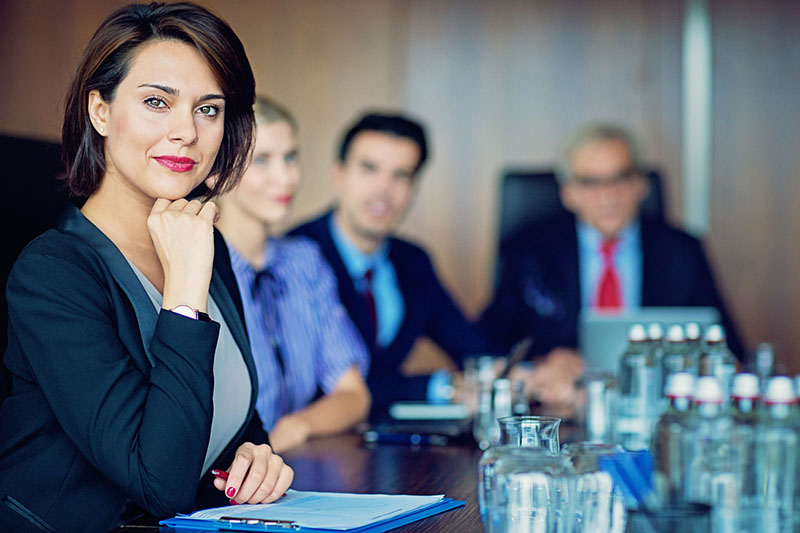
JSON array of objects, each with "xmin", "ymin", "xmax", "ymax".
[{"xmin": 62, "ymin": 2, "xmax": 255, "ymax": 200}]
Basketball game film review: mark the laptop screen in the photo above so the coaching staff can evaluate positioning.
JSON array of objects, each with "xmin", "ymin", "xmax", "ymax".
[{"xmin": 579, "ymin": 307, "xmax": 721, "ymax": 374}]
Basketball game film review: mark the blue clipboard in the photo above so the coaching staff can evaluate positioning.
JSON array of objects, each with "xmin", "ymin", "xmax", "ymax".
[{"xmin": 159, "ymin": 497, "xmax": 464, "ymax": 532}]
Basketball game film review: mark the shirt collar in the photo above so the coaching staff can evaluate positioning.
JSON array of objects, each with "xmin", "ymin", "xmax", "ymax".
[
  {"xmin": 329, "ymin": 212, "xmax": 390, "ymax": 279},
  {"xmin": 228, "ymin": 237, "xmax": 284, "ymax": 278},
  {"xmin": 576, "ymin": 219, "xmax": 641, "ymax": 254}
]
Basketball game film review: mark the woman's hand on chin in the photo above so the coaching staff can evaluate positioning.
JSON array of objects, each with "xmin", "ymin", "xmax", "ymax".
[
  {"xmin": 213, "ymin": 442, "xmax": 294, "ymax": 504},
  {"xmin": 148, "ymin": 198, "xmax": 218, "ymax": 311}
]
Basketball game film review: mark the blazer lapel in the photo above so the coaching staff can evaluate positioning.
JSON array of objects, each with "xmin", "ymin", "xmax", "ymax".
[
  {"xmin": 210, "ymin": 231, "xmax": 255, "ymax": 391},
  {"xmin": 60, "ymin": 206, "xmax": 158, "ymax": 367},
  {"xmin": 317, "ymin": 212, "xmax": 376, "ymax": 347},
  {"xmin": 640, "ymin": 220, "xmax": 658, "ymax": 306},
  {"xmin": 209, "ymin": 230, "xmax": 264, "ymax": 457},
  {"xmin": 553, "ymin": 218, "xmax": 581, "ymax": 319},
  {"xmin": 387, "ymin": 241, "xmax": 415, "ymax": 347}
]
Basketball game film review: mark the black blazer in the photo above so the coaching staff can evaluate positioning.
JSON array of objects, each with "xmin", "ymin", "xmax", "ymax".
[
  {"xmin": 290, "ymin": 210, "xmax": 496, "ymax": 413},
  {"xmin": 0, "ymin": 206, "xmax": 264, "ymax": 533},
  {"xmin": 480, "ymin": 214, "xmax": 746, "ymax": 359}
]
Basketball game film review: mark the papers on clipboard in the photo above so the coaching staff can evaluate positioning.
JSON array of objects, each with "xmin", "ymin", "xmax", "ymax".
[{"xmin": 159, "ymin": 489, "xmax": 465, "ymax": 532}]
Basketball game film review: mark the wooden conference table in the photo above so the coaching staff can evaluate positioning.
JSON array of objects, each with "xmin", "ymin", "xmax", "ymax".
[{"xmin": 118, "ymin": 432, "xmax": 487, "ymax": 532}]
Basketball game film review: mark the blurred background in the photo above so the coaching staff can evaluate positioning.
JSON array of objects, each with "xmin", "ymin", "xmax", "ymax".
[{"xmin": 1, "ymin": 0, "xmax": 798, "ymax": 371}]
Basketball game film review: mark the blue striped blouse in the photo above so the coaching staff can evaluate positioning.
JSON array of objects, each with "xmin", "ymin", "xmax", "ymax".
[{"xmin": 228, "ymin": 236, "xmax": 370, "ymax": 432}]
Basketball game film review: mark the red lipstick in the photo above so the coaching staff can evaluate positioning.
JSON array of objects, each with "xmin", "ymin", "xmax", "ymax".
[
  {"xmin": 154, "ymin": 155, "xmax": 196, "ymax": 172},
  {"xmin": 273, "ymin": 195, "xmax": 293, "ymax": 205}
]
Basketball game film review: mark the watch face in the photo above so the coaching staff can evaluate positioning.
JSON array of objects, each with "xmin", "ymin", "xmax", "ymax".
[{"xmin": 171, "ymin": 305, "xmax": 198, "ymax": 320}]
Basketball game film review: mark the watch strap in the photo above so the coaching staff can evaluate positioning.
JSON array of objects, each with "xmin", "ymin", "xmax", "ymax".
[{"xmin": 170, "ymin": 304, "xmax": 212, "ymax": 322}]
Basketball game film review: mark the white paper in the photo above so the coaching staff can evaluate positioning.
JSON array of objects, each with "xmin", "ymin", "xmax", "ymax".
[{"xmin": 188, "ymin": 490, "xmax": 445, "ymax": 529}]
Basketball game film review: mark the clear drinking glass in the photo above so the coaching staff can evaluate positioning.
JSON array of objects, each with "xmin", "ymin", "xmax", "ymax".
[
  {"xmin": 498, "ymin": 415, "xmax": 562, "ymax": 453},
  {"xmin": 473, "ymin": 356, "xmax": 505, "ymax": 449},
  {"xmin": 479, "ymin": 416, "xmax": 563, "ymax": 531},
  {"xmin": 563, "ymin": 442, "xmax": 627, "ymax": 533},
  {"xmin": 580, "ymin": 373, "xmax": 617, "ymax": 444},
  {"xmin": 484, "ymin": 447, "xmax": 575, "ymax": 533},
  {"xmin": 462, "ymin": 356, "xmax": 479, "ymax": 413}
]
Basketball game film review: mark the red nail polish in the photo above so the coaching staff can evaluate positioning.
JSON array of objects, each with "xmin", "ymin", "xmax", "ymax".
[
  {"xmin": 229, "ymin": 499, "xmax": 239, "ymax": 505},
  {"xmin": 226, "ymin": 486, "xmax": 236, "ymax": 498}
]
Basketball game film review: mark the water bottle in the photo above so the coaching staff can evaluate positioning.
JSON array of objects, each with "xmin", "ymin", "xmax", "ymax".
[
  {"xmin": 647, "ymin": 323, "xmax": 665, "ymax": 413},
  {"xmin": 682, "ymin": 376, "xmax": 739, "ymax": 528},
  {"xmin": 490, "ymin": 379, "xmax": 513, "ymax": 444},
  {"xmin": 511, "ymin": 380, "xmax": 530, "ymax": 416},
  {"xmin": 647, "ymin": 322, "xmax": 665, "ymax": 364},
  {"xmin": 758, "ymin": 377, "xmax": 797, "ymax": 532},
  {"xmin": 684, "ymin": 322, "xmax": 703, "ymax": 370},
  {"xmin": 731, "ymin": 373, "xmax": 761, "ymax": 531},
  {"xmin": 660, "ymin": 325, "xmax": 695, "ymax": 397},
  {"xmin": 795, "ymin": 375, "xmax": 800, "ymax": 403},
  {"xmin": 582, "ymin": 373, "xmax": 617, "ymax": 444},
  {"xmin": 474, "ymin": 356, "xmax": 498, "ymax": 449},
  {"xmin": 684, "ymin": 322, "xmax": 702, "ymax": 349},
  {"xmin": 616, "ymin": 324, "xmax": 660, "ymax": 450},
  {"xmin": 698, "ymin": 325, "xmax": 736, "ymax": 405},
  {"xmin": 652, "ymin": 372, "xmax": 695, "ymax": 504},
  {"xmin": 753, "ymin": 343, "xmax": 774, "ymax": 394}
]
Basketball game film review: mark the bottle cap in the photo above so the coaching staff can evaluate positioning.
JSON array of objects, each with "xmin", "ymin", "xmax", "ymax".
[
  {"xmin": 685, "ymin": 322, "xmax": 701, "ymax": 341},
  {"xmin": 666, "ymin": 324, "xmax": 685, "ymax": 343},
  {"xmin": 764, "ymin": 376, "xmax": 795, "ymax": 404},
  {"xmin": 647, "ymin": 323, "xmax": 663, "ymax": 341},
  {"xmin": 628, "ymin": 323, "xmax": 647, "ymax": 342},
  {"xmin": 731, "ymin": 373, "xmax": 759, "ymax": 399},
  {"xmin": 665, "ymin": 372, "xmax": 695, "ymax": 397},
  {"xmin": 704, "ymin": 324, "xmax": 726, "ymax": 343},
  {"xmin": 693, "ymin": 376, "xmax": 723, "ymax": 404}
]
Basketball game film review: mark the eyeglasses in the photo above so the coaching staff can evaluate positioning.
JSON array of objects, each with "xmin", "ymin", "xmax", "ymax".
[{"xmin": 572, "ymin": 168, "xmax": 639, "ymax": 190}]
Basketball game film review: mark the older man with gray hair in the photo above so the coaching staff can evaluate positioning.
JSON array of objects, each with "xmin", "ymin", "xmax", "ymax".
[{"xmin": 480, "ymin": 123, "xmax": 744, "ymax": 407}]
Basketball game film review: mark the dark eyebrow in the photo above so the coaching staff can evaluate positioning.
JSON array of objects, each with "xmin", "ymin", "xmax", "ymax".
[
  {"xmin": 139, "ymin": 83, "xmax": 177, "ymax": 95},
  {"xmin": 137, "ymin": 84, "xmax": 225, "ymax": 102},
  {"xmin": 198, "ymin": 93, "xmax": 225, "ymax": 102}
]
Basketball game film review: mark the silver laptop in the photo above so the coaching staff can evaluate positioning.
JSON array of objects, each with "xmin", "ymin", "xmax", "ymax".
[{"xmin": 579, "ymin": 307, "xmax": 721, "ymax": 374}]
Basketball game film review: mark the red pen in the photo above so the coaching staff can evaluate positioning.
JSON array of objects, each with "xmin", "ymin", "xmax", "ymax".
[
  {"xmin": 210, "ymin": 468, "xmax": 229, "ymax": 480},
  {"xmin": 212, "ymin": 469, "xmax": 239, "ymax": 504},
  {"xmin": 211, "ymin": 468, "xmax": 288, "ymax": 499}
]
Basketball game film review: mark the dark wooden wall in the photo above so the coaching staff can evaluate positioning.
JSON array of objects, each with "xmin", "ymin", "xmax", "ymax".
[{"xmin": 708, "ymin": 0, "xmax": 800, "ymax": 372}]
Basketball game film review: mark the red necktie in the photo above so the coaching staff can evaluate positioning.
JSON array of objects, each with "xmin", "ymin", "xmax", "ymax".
[
  {"xmin": 595, "ymin": 239, "xmax": 622, "ymax": 310},
  {"xmin": 363, "ymin": 269, "xmax": 377, "ymax": 344}
]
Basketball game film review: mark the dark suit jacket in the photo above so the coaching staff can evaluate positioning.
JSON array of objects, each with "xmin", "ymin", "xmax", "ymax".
[
  {"xmin": 480, "ymin": 214, "xmax": 745, "ymax": 359},
  {"xmin": 0, "ymin": 206, "xmax": 265, "ymax": 533},
  {"xmin": 290, "ymin": 210, "xmax": 495, "ymax": 413}
]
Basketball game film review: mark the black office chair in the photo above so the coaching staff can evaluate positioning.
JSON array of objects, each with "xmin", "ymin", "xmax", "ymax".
[
  {"xmin": 1, "ymin": 134, "xmax": 70, "ymax": 402},
  {"xmin": 497, "ymin": 167, "xmax": 666, "ymax": 251}
]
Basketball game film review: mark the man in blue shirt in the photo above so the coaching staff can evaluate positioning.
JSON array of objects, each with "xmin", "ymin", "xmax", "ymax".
[
  {"xmin": 480, "ymin": 124, "xmax": 744, "ymax": 405},
  {"xmin": 290, "ymin": 113, "xmax": 496, "ymax": 414}
]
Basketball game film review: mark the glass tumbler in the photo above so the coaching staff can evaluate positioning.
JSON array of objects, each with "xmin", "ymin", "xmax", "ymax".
[
  {"xmin": 483, "ymin": 447, "xmax": 575, "ymax": 533},
  {"xmin": 479, "ymin": 416, "xmax": 562, "ymax": 531},
  {"xmin": 498, "ymin": 415, "xmax": 562, "ymax": 453},
  {"xmin": 563, "ymin": 442, "xmax": 627, "ymax": 533}
]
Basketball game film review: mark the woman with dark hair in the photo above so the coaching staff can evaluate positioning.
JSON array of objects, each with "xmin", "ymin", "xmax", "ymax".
[
  {"xmin": 214, "ymin": 96, "xmax": 371, "ymax": 453},
  {"xmin": 0, "ymin": 4, "xmax": 292, "ymax": 531}
]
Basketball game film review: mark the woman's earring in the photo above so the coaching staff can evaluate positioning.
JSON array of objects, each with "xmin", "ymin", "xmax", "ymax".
[{"xmin": 99, "ymin": 127, "xmax": 105, "ymax": 134}]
